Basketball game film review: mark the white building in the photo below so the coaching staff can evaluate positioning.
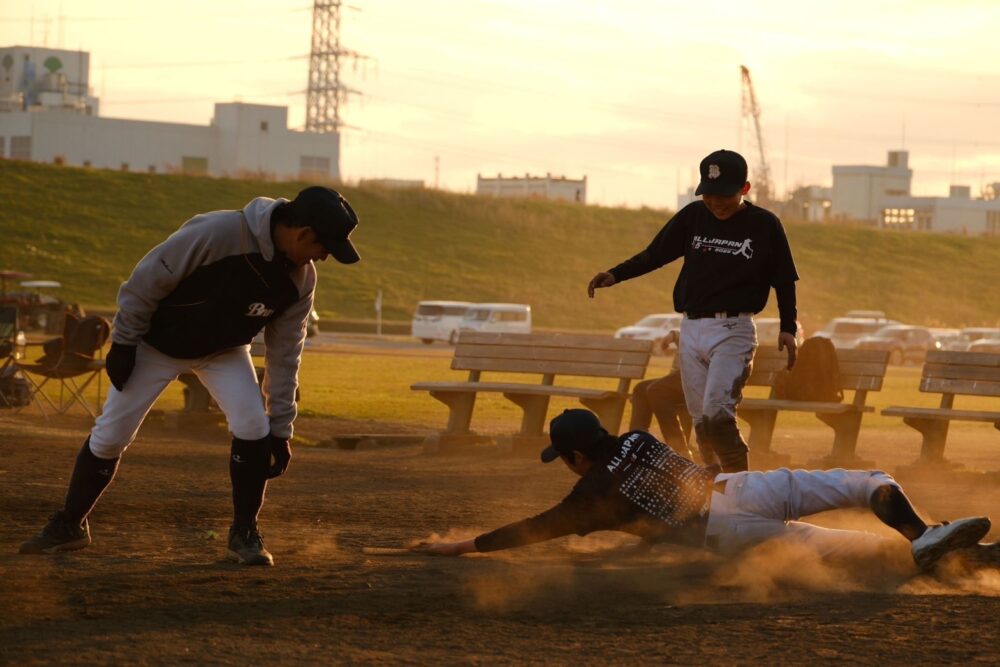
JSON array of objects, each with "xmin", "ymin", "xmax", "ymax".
[
  {"xmin": 476, "ymin": 173, "xmax": 586, "ymax": 204},
  {"xmin": 883, "ymin": 185, "xmax": 1000, "ymax": 235},
  {"xmin": 831, "ymin": 150, "xmax": 913, "ymax": 224},
  {"xmin": 830, "ymin": 149, "xmax": 1000, "ymax": 235},
  {"xmin": 0, "ymin": 45, "xmax": 340, "ymax": 181}
]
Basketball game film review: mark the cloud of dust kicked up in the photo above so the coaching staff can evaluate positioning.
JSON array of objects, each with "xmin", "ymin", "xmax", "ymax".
[{"xmin": 412, "ymin": 519, "xmax": 1000, "ymax": 610}]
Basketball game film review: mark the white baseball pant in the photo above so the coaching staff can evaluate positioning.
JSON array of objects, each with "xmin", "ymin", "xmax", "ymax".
[
  {"xmin": 704, "ymin": 468, "xmax": 901, "ymax": 559},
  {"xmin": 677, "ymin": 314, "xmax": 756, "ymax": 423},
  {"xmin": 89, "ymin": 341, "xmax": 270, "ymax": 459}
]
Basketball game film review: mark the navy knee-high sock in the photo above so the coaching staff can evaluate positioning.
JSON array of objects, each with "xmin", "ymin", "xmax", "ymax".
[
  {"xmin": 63, "ymin": 438, "xmax": 120, "ymax": 526},
  {"xmin": 870, "ymin": 484, "xmax": 927, "ymax": 541},
  {"xmin": 230, "ymin": 436, "xmax": 271, "ymax": 529}
]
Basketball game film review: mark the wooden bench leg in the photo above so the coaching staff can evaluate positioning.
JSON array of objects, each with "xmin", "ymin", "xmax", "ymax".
[
  {"xmin": 579, "ymin": 396, "xmax": 626, "ymax": 434},
  {"xmin": 503, "ymin": 393, "xmax": 551, "ymax": 436},
  {"xmin": 500, "ymin": 393, "xmax": 552, "ymax": 456},
  {"xmin": 738, "ymin": 410, "xmax": 791, "ymax": 470},
  {"xmin": 814, "ymin": 411, "xmax": 873, "ymax": 469},
  {"xmin": 903, "ymin": 416, "xmax": 952, "ymax": 466},
  {"xmin": 740, "ymin": 410, "xmax": 777, "ymax": 455},
  {"xmin": 429, "ymin": 390, "xmax": 477, "ymax": 435}
]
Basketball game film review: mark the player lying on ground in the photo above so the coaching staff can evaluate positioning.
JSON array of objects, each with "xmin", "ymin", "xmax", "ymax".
[
  {"xmin": 415, "ymin": 409, "xmax": 992, "ymax": 571},
  {"xmin": 19, "ymin": 187, "xmax": 361, "ymax": 566}
]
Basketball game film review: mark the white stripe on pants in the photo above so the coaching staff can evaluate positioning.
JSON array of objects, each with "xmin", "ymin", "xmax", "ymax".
[
  {"xmin": 704, "ymin": 468, "xmax": 902, "ymax": 560},
  {"xmin": 678, "ymin": 315, "xmax": 756, "ymax": 422},
  {"xmin": 89, "ymin": 342, "xmax": 270, "ymax": 458}
]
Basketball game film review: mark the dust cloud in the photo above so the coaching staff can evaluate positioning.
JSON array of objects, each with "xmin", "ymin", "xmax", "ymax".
[{"xmin": 410, "ymin": 519, "xmax": 1000, "ymax": 609}]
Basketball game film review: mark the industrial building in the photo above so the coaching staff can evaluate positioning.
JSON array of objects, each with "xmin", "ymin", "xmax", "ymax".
[
  {"xmin": 831, "ymin": 150, "xmax": 1000, "ymax": 235},
  {"xmin": 476, "ymin": 173, "xmax": 586, "ymax": 204},
  {"xmin": 0, "ymin": 45, "xmax": 340, "ymax": 181}
]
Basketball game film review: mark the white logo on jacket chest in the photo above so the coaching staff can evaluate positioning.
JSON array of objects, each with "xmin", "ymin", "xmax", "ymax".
[
  {"xmin": 246, "ymin": 302, "xmax": 275, "ymax": 317},
  {"xmin": 691, "ymin": 235, "xmax": 754, "ymax": 259}
]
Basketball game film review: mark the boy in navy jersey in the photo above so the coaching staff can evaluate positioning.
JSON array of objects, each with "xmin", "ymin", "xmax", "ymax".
[{"xmin": 589, "ymin": 150, "xmax": 798, "ymax": 472}]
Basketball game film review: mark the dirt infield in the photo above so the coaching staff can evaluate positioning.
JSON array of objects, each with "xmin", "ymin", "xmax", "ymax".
[{"xmin": 2, "ymin": 414, "xmax": 1000, "ymax": 665}]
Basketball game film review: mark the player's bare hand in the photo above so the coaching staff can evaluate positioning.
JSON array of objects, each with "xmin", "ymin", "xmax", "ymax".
[
  {"xmin": 587, "ymin": 272, "xmax": 616, "ymax": 298},
  {"xmin": 778, "ymin": 332, "xmax": 798, "ymax": 370},
  {"xmin": 410, "ymin": 539, "xmax": 476, "ymax": 557}
]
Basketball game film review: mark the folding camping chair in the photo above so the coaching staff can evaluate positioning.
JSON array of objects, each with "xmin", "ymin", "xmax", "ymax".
[{"xmin": 18, "ymin": 313, "xmax": 111, "ymax": 418}]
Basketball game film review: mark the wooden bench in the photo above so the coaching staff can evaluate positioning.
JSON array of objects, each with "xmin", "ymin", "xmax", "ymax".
[
  {"xmin": 411, "ymin": 331, "xmax": 653, "ymax": 453},
  {"xmin": 738, "ymin": 346, "xmax": 890, "ymax": 469},
  {"xmin": 882, "ymin": 350, "xmax": 1000, "ymax": 471}
]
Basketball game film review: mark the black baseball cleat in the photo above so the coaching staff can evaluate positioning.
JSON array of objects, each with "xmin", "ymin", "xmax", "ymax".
[
  {"xmin": 227, "ymin": 525, "xmax": 274, "ymax": 566},
  {"xmin": 19, "ymin": 511, "xmax": 92, "ymax": 554},
  {"xmin": 911, "ymin": 516, "xmax": 991, "ymax": 570}
]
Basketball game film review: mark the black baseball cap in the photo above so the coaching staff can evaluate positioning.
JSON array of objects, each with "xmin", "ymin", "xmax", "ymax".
[
  {"xmin": 289, "ymin": 186, "xmax": 360, "ymax": 264},
  {"xmin": 540, "ymin": 409, "xmax": 609, "ymax": 463},
  {"xmin": 694, "ymin": 149, "xmax": 748, "ymax": 197}
]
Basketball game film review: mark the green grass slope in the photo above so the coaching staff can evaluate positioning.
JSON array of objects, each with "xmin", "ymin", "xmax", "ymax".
[{"xmin": 1, "ymin": 160, "xmax": 998, "ymax": 333}]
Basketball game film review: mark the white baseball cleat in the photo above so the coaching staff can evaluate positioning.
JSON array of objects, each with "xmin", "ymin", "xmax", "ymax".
[{"xmin": 911, "ymin": 517, "xmax": 991, "ymax": 570}]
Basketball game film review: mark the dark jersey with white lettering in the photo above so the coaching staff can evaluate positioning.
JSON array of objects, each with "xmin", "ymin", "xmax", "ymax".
[
  {"xmin": 474, "ymin": 432, "xmax": 717, "ymax": 552},
  {"xmin": 607, "ymin": 201, "xmax": 798, "ymax": 317}
]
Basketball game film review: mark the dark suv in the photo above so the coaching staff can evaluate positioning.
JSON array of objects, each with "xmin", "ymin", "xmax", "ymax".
[{"xmin": 855, "ymin": 325, "xmax": 937, "ymax": 365}]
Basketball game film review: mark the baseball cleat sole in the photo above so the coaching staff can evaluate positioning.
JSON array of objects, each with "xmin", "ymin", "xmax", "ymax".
[
  {"xmin": 912, "ymin": 517, "xmax": 991, "ymax": 570},
  {"xmin": 226, "ymin": 548, "xmax": 274, "ymax": 567},
  {"xmin": 19, "ymin": 535, "xmax": 91, "ymax": 554}
]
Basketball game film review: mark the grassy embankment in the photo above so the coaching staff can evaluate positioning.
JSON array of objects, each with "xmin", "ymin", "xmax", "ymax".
[{"xmin": 2, "ymin": 159, "xmax": 999, "ymax": 334}]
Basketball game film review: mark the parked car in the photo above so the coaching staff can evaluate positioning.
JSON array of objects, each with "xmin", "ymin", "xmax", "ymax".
[
  {"xmin": 411, "ymin": 300, "xmax": 473, "ymax": 345},
  {"xmin": 458, "ymin": 303, "xmax": 531, "ymax": 337},
  {"xmin": 855, "ymin": 324, "xmax": 937, "ymax": 365},
  {"xmin": 813, "ymin": 317, "xmax": 895, "ymax": 349},
  {"xmin": 844, "ymin": 310, "xmax": 890, "ymax": 324},
  {"xmin": 754, "ymin": 317, "xmax": 805, "ymax": 346},
  {"xmin": 930, "ymin": 328, "xmax": 961, "ymax": 349},
  {"xmin": 944, "ymin": 327, "xmax": 1000, "ymax": 352},
  {"xmin": 614, "ymin": 314, "xmax": 683, "ymax": 352},
  {"xmin": 968, "ymin": 338, "xmax": 1000, "ymax": 354}
]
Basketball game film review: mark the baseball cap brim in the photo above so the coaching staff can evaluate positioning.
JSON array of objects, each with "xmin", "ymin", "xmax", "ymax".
[
  {"xmin": 695, "ymin": 181, "xmax": 744, "ymax": 196},
  {"xmin": 325, "ymin": 238, "xmax": 361, "ymax": 264},
  {"xmin": 540, "ymin": 445, "xmax": 561, "ymax": 463}
]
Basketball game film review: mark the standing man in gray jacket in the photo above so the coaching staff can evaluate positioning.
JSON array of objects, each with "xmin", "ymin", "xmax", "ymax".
[{"xmin": 20, "ymin": 186, "xmax": 360, "ymax": 566}]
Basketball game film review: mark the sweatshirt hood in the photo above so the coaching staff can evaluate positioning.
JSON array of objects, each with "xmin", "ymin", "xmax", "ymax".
[{"xmin": 242, "ymin": 196, "xmax": 289, "ymax": 262}]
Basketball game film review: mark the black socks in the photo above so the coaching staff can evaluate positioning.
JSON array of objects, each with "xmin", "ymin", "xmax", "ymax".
[
  {"xmin": 230, "ymin": 435, "xmax": 272, "ymax": 529},
  {"xmin": 870, "ymin": 484, "xmax": 927, "ymax": 541},
  {"xmin": 63, "ymin": 438, "xmax": 121, "ymax": 526},
  {"xmin": 702, "ymin": 417, "xmax": 750, "ymax": 473}
]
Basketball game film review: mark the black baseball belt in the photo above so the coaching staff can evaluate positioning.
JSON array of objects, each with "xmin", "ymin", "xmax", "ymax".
[{"xmin": 686, "ymin": 311, "xmax": 752, "ymax": 319}]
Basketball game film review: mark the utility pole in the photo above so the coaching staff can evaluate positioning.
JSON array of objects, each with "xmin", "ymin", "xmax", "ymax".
[
  {"xmin": 306, "ymin": 1, "xmax": 366, "ymax": 134},
  {"xmin": 739, "ymin": 65, "xmax": 773, "ymax": 206},
  {"xmin": 434, "ymin": 155, "xmax": 440, "ymax": 189}
]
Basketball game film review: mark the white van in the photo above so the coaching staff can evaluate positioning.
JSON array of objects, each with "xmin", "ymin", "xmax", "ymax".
[
  {"xmin": 411, "ymin": 301, "xmax": 473, "ymax": 344},
  {"xmin": 458, "ymin": 303, "xmax": 532, "ymax": 338}
]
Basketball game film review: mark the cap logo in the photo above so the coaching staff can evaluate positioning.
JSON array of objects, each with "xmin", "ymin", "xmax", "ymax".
[{"xmin": 708, "ymin": 164, "xmax": 721, "ymax": 179}]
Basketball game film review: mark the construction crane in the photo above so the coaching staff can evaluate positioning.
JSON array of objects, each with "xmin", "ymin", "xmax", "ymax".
[{"xmin": 739, "ymin": 65, "xmax": 773, "ymax": 205}]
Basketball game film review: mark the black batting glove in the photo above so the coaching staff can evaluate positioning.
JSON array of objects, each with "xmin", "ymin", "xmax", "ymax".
[
  {"xmin": 105, "ymin": 342, "xmax": 137, "ymax": 392},
  {"xmin": 267, "ymin": 435, "xmax": 292, "ymax": 479}
]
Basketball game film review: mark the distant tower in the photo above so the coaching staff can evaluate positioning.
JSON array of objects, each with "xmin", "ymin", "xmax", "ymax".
[
  {"xmin": 739, "ymin": 65, "xmax": 773, "ymax": 205},
  {"xmin": 306, "ymin": 0, "xmax": 365, "ymax": 133}
]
